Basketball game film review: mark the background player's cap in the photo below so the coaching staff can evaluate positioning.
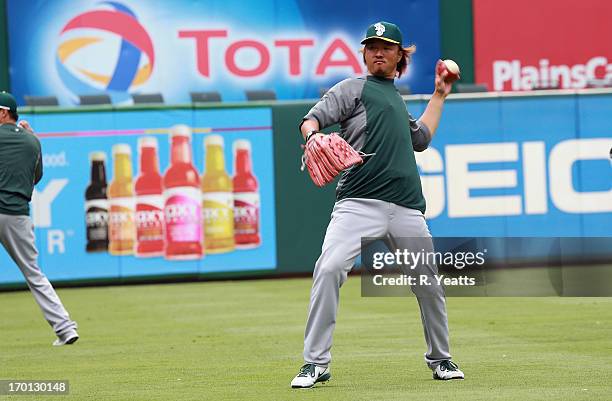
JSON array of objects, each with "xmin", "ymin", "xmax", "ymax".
[
  {"xmin": 0, "ymin": 91, "xmax": 17, "ymax": 112},
  {"xmin": 361, "ymin": 21, "xmax": 403, "ymax": 46}
]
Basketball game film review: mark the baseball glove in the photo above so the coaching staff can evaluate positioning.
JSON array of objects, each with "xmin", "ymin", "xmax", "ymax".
[{"xmin": 300, "ymin": 132, "xmax": 365, "ymax": 187}]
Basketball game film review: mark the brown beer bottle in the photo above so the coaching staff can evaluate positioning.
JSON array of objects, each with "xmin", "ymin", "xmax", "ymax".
[{"xmin": 85, "ymin": 152, "xmax": 109, "ymax": 252}]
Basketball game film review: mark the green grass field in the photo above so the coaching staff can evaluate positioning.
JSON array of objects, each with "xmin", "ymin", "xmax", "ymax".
[{"xmin": 1, "ymin": 277, "xmax": 611, "ymax": 401}]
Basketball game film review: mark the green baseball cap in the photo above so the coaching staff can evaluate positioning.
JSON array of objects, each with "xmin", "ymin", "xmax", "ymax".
[
  {"xmin": 0, "ymin": 91, "xmax": 17, "ymax": 113},
  {"xmin": 361, "ymin": 21, "xmax": 403, "ymax": 46}
]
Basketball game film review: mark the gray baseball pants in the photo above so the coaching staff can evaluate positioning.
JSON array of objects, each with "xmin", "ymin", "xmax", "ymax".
[
  {"xmin": 303, "ymin": 198, "xmax": 451, "ymax": 369},
  {"xmin": 0, "ymin": 214, "xmax": 77, "ymax": 337}
]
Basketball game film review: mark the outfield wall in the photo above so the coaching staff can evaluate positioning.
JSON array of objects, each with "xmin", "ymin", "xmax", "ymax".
[{"xmin": 0, "ymin": 90, "xmax": 610, "ymax": 289}]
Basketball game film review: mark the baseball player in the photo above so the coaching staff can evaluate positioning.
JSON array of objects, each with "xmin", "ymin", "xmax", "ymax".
[
  {"xmin": 291, "ymin": 22, "xmax": 463, "ymax": 388},
  {"xmin": 0, "ymin": 91, "xmax": 79, "ymax": 346}
]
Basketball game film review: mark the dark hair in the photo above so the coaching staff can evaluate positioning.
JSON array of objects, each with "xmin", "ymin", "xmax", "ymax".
[
  {"xmin": 396, "ymin": 45, "xmax": 416, "ymax": 78},
  {"xmin": 9, "ymin": 110, "xmax": 18, "ymax": 121},
  {"xmin": 361, "ymin": 43, "xmax": 417, "ymax": 78}
]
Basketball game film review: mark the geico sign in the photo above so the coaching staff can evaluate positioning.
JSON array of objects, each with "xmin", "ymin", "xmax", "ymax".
[
  {"xmin": 415, "ymin": 138, "xmax": 612, "ymax": 219},
  {"xmin": 178, "ymin": 29, "xmax": 362, "ymax": 78}
]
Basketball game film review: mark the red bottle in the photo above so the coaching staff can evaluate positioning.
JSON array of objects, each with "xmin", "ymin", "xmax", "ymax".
[
  {"xmin": 163, "ymin": 125, "xmax": 203, "ymax": 259},
  {"xmin": 135, "ymin": 137, "xmax": 164, "ymax": 257},
  {"xmin": 232, "ymin": 140, "xmax": 261, "ymax": 248}
]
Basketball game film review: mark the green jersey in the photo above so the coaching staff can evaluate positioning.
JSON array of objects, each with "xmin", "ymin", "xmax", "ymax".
[
  {"xmin": 303, "ymin": 75, "xmax": 430, "ymax": 213},
  {"xmin": 0, "ymin": 123, "xmax": 43, "ymax": 216}
]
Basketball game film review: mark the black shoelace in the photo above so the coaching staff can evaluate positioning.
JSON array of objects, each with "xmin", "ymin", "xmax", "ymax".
[
  {"xmin": 297, "ymin": 364, "xmax": 315, "ymax": 377},
  {"xmin": 440, "ymin": 360, "xmax": 459, "ymax": 371}
]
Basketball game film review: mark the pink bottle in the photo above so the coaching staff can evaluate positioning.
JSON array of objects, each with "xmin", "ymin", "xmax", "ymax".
[{"xmin": 163, "ymin": 125, "xmax": 203, "ymax": 259}]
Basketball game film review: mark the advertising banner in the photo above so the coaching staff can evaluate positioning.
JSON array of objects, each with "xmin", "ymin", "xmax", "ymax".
[
  {"xmin": 473, "ymin": 0, "xmax": 612, "ymax": 91},
  {"xmin": 407, "ymin": 94, "xmax": 612, "ymax": 237},
  {"xmin": 1, "ymin": 93, "xmax": 609, "ymax": 286},
  {"xmin": 0, "ymin": 108, "xmax": 276, "ymax": 284},
  {"xmin": 6, "ymin": 0, "xmax": 441, "ymax": 105}
]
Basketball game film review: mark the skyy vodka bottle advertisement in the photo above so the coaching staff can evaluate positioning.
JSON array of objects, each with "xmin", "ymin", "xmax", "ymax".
[{"xmin": 0, "ymin": 108, "xmax": 276, "ymax": 284}]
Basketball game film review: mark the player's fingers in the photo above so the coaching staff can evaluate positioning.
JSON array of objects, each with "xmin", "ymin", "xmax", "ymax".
[
  {"xmin": 444, "ymin": 81, "xmax": 453, "ymax": 94},
  {"xmin": 435, "ymin": 70, "xmax": 446, "ymax": 87},
  {"xmin": 435, "ymin": 59, "xmax": 443, "ymax": 76},
  {"xmin": 18, "ymin": 120, "xmax": 33, "ymax": 132}
]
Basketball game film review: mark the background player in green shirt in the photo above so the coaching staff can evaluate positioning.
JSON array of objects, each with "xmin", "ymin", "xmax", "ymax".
[
  {"xmin": 0, "ymin": 91, "xmax": 79, "ymax": 346},
  {"xmin": 291, "ymin": 21, "xmax": 463, "ymax": 388}
]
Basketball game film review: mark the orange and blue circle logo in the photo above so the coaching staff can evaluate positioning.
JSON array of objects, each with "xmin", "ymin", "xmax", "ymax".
[{"xmin": 56, "ymin": 2, "xmax": 155, "ymax": 103}]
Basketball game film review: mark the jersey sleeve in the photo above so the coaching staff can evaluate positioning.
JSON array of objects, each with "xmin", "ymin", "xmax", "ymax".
[
  {"xmin": 33, "ymin": 137, "xmax": 43, "ymax": 185},
  {"xmin": 34, "ymin": 153, "xmax": 43, "ymax": 185},
  {"xmin": 410, "ymin": 115, "xmax": 432, "ymax": 152},
  {"xmin": 301, "ymin": 78, "xmax": 365, "ymax": 129}
]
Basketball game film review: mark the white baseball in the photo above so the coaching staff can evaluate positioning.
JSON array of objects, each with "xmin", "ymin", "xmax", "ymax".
[{"xmin": 443, "ymin": 59, "xmax": 460, "ymax": 75}]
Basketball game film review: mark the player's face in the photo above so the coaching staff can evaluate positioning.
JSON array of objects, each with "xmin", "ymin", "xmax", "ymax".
[{"xmin": 363, "ymin": 40, "xmax": 402, "ymax": 79}]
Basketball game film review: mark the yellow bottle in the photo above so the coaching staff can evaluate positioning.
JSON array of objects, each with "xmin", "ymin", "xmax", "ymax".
[
  {"xmin": 201, "ymin": 135, "xmax": 235, "ymax": 253},
  {"xmin": 109, "ymin": 144, "xmax": 135, "ymax": 255}
]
